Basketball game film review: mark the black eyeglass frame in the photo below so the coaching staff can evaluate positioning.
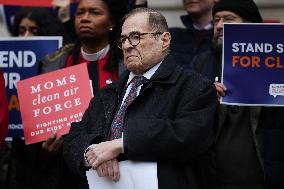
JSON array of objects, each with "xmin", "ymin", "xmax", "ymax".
[{"xmin": 118, "ymin": 32, "xmax": 163, "ymax": 49}]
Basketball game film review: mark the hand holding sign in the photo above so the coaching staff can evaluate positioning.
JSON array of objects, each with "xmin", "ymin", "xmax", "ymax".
[{"xmin": 52, "ymin": 0, "xmax": 71, "ymax": 22}]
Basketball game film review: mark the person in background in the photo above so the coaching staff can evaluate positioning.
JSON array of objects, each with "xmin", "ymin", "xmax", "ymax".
[
  {"xmin": 8, "ymin": 1, "xmax": 126, "ymax": 189},
  {"xmin": 12, "ymin": 7, "xmax": 72, "ymax": 44},
  {"xmin": 260, "ymin": 106, "xmax": 284, "ymax": 188},
  {"xmin": 212, "ymin": 1, "xmax": 284, "ymax": 187},
  {"xmin": 0, "ymin": 70, "xmax": 8, "ymax": 149},
  {"xmin": 52, "ymin": 0, "xmax": 78, "ymax": 43},
  {"xmin": 51, "ymin": 0, "xmax": 147, "ymax": 44},
  {"xmin": 0, "ymin": 5, "xmax": 10, "ymax": 37},
  {"xmin": 0, "ymin": 7, "xmax": 70, "ymax": 189},
  {"xmin": 52, "ymin": 0, "xmax": 72, "ymax": 23},
  {"xmin": 63, "ymin": 7, "xmax": 216, "ymax": 189},
  {"xmin": 40, "ymin": 0, "xmax": 127, "ymax": 91},
  {"xmin": 39, "ymin": 0, "xmax": 127, "ymax": 188},
  {"xmin": 170, "ymin": 0, "xmax": 215, "ymax": 81},
  {"xmin": 8, "ymin": 6, "xmax": 77, "ymax": 189},
  {"xmin": 128, "ymin": 0, "xmax": 147, "ymax": 9},
  {"xmin": 209, "ymin": 0, "xmax": 265, "ymax": 188},
  {"xmin": 39, "ymin": 0, "xmax": 127, "ymax": 156},
  {"xmin": 0, "ymin": 70, "xmax": 8, "ymax": 189}
]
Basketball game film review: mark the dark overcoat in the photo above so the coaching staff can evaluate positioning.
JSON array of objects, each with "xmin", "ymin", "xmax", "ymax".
[{"xmin": 63, "ymin": 55, "xmax": 217, "ymax": 189}]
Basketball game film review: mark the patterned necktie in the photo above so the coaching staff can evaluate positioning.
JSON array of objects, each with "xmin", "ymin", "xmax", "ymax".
[{"xmin": 110, "ymin": 76, "xmax": 148, "ymax": 140}]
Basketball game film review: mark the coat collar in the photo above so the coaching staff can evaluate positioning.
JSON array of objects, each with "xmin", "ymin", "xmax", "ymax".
[
  {"xmin": 181, "ymin": 14, "xmax": 195, "ymax": 31},
  {"xmin": 105, "ymin": 54, "xmax": 181, "ymax": 93},
  {"xmin": 149, "ymin": 54, "xmax": 180, "ymax": 83}
]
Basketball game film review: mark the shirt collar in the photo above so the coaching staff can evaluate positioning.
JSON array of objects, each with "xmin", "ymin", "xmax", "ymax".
[
  {"xmin": 127, "ymin": 61, "xmax": 162, "ymax": 85},
  {"xmin": 200, "ymin": 22, "xmax": 213, "ymax": 30},
  {"xmin": 181, "ymin": 14, "xmax": 213, "ymax": 31},
  {"xmin": 81, "ymin": 44, "xmax": 110, "ymax": 62}
]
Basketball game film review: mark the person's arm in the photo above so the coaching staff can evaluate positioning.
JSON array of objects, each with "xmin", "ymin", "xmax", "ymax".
[
  {"xmin": 52, "ymin": 0, "xmax": 71, "ymax": 23},
  {"xmin": 86, "ymin": 78, "xmax": 216, "ymax": 165},
  {"xmin": 52, "ymin": 0, "xmax": 76, "ymax": 44},
  {"xmin": 84, "ymin": 143, "xmax": 121, "ymax": 182},
  {"xmin": 124, "ymin": 80, "xmax": 216, "ymax": 162},
  {"xmin": 85, "ymin": 138, "xmax": 123, "ymax": 169},
  {"xmin": 37, "ymin": 53, "xmax": 67, "ymax": 155},
  {"xmin": 0, "ymin": 71, "xmax": 8, "ymax": 148},
  {"xmin": 63, "ymin": 96, "xmax": 107, "ymax": 176}
]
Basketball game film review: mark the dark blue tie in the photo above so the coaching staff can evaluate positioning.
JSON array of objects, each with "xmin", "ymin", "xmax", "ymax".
[{"xmin": 110, "ymin": 76, "xmax": 148, "ymax": 140}]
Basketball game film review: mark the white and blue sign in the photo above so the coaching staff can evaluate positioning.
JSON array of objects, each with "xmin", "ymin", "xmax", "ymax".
[
  {"xmin": 0, "ymin": 37, "xmax": 62, "ymax": 138},
  {"xmin": 221, "ymin": 23, "xmax": 284, "ymax": 106}
]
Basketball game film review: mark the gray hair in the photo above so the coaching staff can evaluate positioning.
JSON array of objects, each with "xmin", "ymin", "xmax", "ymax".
[{"xmin": 123, "ymin": 8, "xmax": 169, "ymax": 33}]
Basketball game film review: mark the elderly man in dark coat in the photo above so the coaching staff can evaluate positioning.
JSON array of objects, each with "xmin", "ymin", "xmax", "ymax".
[{"xmin": 63, "ymin": 8, "xmax": 216, "ymax": 189}]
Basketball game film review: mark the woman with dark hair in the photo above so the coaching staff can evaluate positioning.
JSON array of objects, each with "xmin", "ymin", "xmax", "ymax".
[
  {"xmin": 13, "ymin": 7, "xmax": 61, "ymax": 36},
  {"xmin": 12, "ymin": 7, "xmax": 72, "ymax": 44},
  {"xmin": 40, "ymin": 0, "xmax": 127, "ymax": 91},
  {"xmin": 38, "ymin": 0, "xmax": 127, "ymax": 160}
]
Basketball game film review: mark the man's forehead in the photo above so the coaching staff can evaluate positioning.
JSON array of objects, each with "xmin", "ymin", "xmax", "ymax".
[{"xmin": 122, "ymin": 13, "xmax": 150, "ymax": 34}]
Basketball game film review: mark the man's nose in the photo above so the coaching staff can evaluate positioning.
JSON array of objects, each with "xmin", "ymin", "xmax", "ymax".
[
  {"xmin": 122, "ymin": 38, "xmax": 133, "ymax": 50},
  {"xmin": 216, "ymin": 18, "xmax": 224, "ymax": 30}
]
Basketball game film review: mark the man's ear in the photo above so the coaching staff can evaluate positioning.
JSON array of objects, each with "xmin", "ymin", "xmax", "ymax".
[{"xmin": 161, "ymin": 32, "xmax": 171, "ymax": 51}]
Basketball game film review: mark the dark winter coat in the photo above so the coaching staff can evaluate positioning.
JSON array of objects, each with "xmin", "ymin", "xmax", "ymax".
[
  {"xmin": 170, "ymin": 15, "xmax": 214, "ymax": 80},
  {"xmin": 210, "ymin": 105, "xmax": 265, "ymax": 189},
  {"xmin": 63, "ymin": 55, "xmax": 217, "ymax": 189},
  {"xmin": 260, "ymin": 107, "xmax": 284, "ymax": 189}
]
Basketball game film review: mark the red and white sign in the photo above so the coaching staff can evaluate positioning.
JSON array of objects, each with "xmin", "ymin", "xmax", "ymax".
[
  {"xmin": 17, "ymin": 63, "xmax": 92, "ymax": 144},
  {"xmin": 0, "ymin": 0, "xmax": 53, "ymax": 7},
  {"xmin": 0, "ymin": 0, "xmax": 79, "ymax": 7}
]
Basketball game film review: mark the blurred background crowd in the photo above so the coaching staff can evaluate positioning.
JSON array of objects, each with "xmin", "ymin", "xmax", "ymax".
[{"xmin": 0, "ymin": 0, "xmax": 284, "ymax": 189}]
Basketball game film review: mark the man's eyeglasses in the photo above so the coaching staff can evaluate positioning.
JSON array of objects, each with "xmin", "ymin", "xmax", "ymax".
[{"xmin": 118, "ymin": 32, "xmax": 163, "ymax": 49}]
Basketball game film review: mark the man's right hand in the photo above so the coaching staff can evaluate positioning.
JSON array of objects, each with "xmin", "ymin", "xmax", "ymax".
[
  {"xmin": 96, "ymin": 159, "xmax": 120, "ymax": 182},
  {"xmin": 214, "ymin": 82, "xmax": 227, "ymax": 102},
  {"xmin": 86, "ymin": 139, "xmax": 123, "ymax": 169}
]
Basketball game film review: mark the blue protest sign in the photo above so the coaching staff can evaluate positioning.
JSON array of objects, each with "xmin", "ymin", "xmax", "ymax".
[
  {"xmin": 221, "ymin": 23, "xmax": 284, "ymax": 106},
  {"xmin": 0, "ymin": 37, "xmax": 62, "ymax": 138}
]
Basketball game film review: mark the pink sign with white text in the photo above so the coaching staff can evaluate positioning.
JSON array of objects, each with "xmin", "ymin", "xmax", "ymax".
[{"xmin": 17, "ymin": 63, "xmax": 92, "ymax": 144}]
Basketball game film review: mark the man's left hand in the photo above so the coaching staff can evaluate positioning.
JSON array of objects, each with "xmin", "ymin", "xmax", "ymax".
[
  {"xmin": 86, "ymin": 138, "xmax": 123, "ymax": 169},
  {"xmin": 96, "ymin": 159, "xmax": 120, "ymax": 182}
]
